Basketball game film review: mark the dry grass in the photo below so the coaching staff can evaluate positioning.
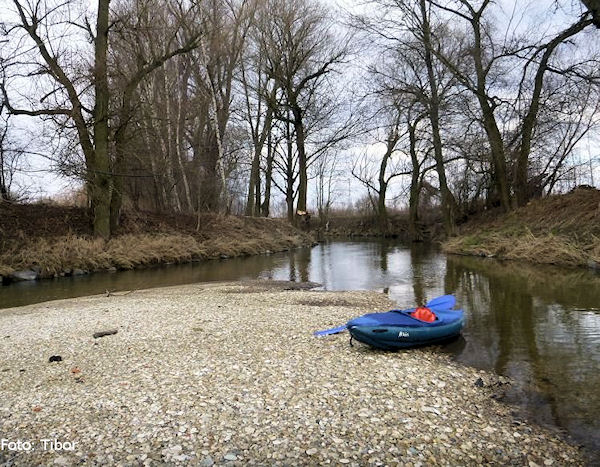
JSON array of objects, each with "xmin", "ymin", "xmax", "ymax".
[
  {"xmin": 0, "ymin": 215, "xmax": 313, "ymax": 278},
  {"xmin": 444, "ymin": 188, "xmax": 600, "ymax": 268}
]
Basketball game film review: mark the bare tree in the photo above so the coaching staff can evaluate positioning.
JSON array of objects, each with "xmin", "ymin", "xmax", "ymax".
[
  {"xmin": 513, "ymin": 16, "xmax": 594, "ymax": 205},
  {"xmin": 187, "ymin": 0, "xmax": 253, "ymax": 213},
  {"xmin": 352, "ymin": 0, "xmax": 462, "ymax": 234},
  {"xmin": 260, "ymin": 128, "xmax": 275, "ymax": 216},
  {"xmin": 0, "ymin": 102, "xmax": 23, "ymax": 201},
  {"xmin": 426, "ymin": 0, "xmax": 512, "ymax": 211},
  {"xmin": 1, "ymin": 0, "xmax": 201, "ymax": 237},
  {"xmin": 428, "ymin": 0, "xmax": 594, "ymax": 208},
  {"xmin": 313, "ymin": 150, "xmax": 340, "ymax": 226},
  {"xmin": 108, "ymin": 0, "xmax": 201, "ymax": 229},
  {"xmin": 238, "ymin": 11, "xmax": 279, "ymax": 216},
  {"xmin": 258, "ymin": 0, "xmax": 347, "ymax": 222},
  {"xmin": 1, "ymin": 0, "xmax": 113, "ymax": 236},
  {"xmin": 406, "ymin": 109, "xmax": 430, "ymax": 241},
  {"xmin": 351, "ymin": 107, "xmax": 412, "ymax": 229},
  {"xmin": 270, "ymin": 114, "xmax": 298, "ymax": 222},
  {"xmin": 415, "ymin": 0, "xmax": 459, "ymax": 233}
]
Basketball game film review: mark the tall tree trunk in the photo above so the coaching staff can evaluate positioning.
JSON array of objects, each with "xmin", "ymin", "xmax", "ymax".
[
  {"xmin": 0, "ymin": 135, "xmax": 7, "ymax": 200},
  {"xmin": 482, "ymin": 110, "xmax": 511, "ymax": 211},
  {"xmin": 261, "ymin": 131, "xmax": 274, "ymax": 217},
  {"xmin": 419, "ymin": 0, "xmax": 457, "ymax": 235},
  {"xmin": 377, "ymin": 136, "xmax": 393, "ymax": 232},
  {"xmin": 408, "ymin": 117, "xmax": 422, "ymax": 242},
  {"xmin": 110, "ymin": 134, "xmax": 125, "ymax": 233},
  {"xmin": 377, "ymin": 185, "xmax": 388, "ymax": 231},
  {"xmin": 156, "ymin": 74, "xmax": 182, "ymax": 212},
  {"xmin": 246, "ymin": 146, "xmax": 261, "ymax": 216},
  {"xmin": 377, "ymin": 152, "xmax": 388, "ymax": 229},
  {"xmin": 292, "ymin": 105, "xmax": 308, "ymax": 217},
  {"xmin": 515, "ymin": 18, "xmax": 592, "ymax": 206},
  {"xmin": 285, "ymin": 119, "xmax": 295, "ymax": 223},
  {"xmin": 198, "ymin": 131, "xmax": 222, "ymax": 211},
  {"xmin": 92, "ymin": 0, "xmax": 111, "ymax": 239},
  {"xmin": 291, "ymin": 103, "xmax": 308, "ymax": 218},
  {"xmin": 143, "ymin": 128, "xmax": 167, "ymax": 210},
  {"xmin": 469, "ymin": 13, "xmax": 511, "ymax": 212},
  {"xmin": 200, "ymin": 37, "xmax": 228, "ymax": 213},
  {"xmin": 175, "ymin": 61, "xmax": 193, "ymax": 211},
  {"xmin": 245, "ymin": 106, "xmax": 274, "ymax": 216}
]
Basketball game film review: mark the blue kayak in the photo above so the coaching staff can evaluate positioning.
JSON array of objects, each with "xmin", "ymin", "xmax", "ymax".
[
  {"xmin": 346, "ymin": 307, "xmax": 464, "ymax": 350},
  {"xmin": 314, "ymin": 295, "xmax": 464, "ymax": 350}
]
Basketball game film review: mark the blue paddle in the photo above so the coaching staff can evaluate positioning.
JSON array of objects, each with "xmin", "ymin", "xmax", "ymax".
[
  {"xmin": 426, "ymin": 294, "xmax": 456, "ymax": 310},
  {"xmin": 313, "ymin": 325, "xmax": 347, "ymax": 337}
]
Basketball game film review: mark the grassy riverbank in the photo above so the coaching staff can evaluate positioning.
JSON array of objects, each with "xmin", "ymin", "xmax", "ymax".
[
  {"xmin": 444, "ymin": 187, "xmax": 600, "ymax": 269},
  {"xmin": 0, "ymin": 203, "xmax": 313, "ymax": 280},
  {"xmin": 0, "ymin": 282, "xmax": 585, "ymax": 465}
]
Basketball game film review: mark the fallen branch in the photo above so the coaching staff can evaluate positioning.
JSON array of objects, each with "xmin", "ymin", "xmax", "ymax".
[{"xmin": 93, "ymin": 329, "xmax": 118, "ymax": 339}]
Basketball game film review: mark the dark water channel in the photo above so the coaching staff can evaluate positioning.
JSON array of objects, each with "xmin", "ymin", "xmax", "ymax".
[{"xmin": 1, "ymin": 239, "xmax": 599, "ymax": 457}]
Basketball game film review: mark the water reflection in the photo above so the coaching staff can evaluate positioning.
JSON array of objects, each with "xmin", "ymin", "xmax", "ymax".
[
  {"xmin": 1, "ymin": 239, "xmax": 599, "ymax": 456},
  {"xmin": 286, "ymin": 248, "xmax": 311, "ymax": 283},
  {"xmin": 445, "ymin": 255, "xmax": 600, "ymax": 455},
  {"xmin": 0, "ymin": 254, "xmax": 294, "ymax": 309}
]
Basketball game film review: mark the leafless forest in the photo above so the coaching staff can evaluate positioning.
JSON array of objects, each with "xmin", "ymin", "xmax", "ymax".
[{"xmin": 1, "ymin": 0, "xmax": 599, "ymax": 238}]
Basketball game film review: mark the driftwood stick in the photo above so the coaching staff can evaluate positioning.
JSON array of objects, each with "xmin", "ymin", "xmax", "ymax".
[
  {"xmin": 105, "ymin": 289, "xmax": 136, "ymax": 297},
  {"xmin": 93, "ymin": 329, "xmax": 118, "ymax": 339}
]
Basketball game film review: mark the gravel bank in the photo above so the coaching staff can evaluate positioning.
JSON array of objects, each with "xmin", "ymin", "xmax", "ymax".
[{"xmin": 0, "ymin": 281, "xmax": 584, "ymax": 466}]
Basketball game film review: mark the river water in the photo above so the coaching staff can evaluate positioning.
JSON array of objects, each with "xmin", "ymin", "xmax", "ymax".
[{"xmin": 1, "ymin": 239, "xmax": 599, "ymax": 456}]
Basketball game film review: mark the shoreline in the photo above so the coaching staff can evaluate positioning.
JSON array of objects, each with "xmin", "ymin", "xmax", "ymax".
[
  {"xmin": 0, "ymin": 241, "xmax": 315, "ymax": 288},
  {"xmin": 0, "ymin": 213, "xmax": 315, "ymax": 286},
  {"xmin": 443, "ymin": 234, "xmax": 600, "ymax": 271},
  {"xmin": 442, "ymin": 188, "xmax": 600, "ymax": 271},
  {"xmin": 0, "ymin": 281, "xmax": 585, "ymax": 465}
]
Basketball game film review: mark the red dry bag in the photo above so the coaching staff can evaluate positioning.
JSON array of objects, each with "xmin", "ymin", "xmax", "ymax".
[{"xmin": 411, "ymin": 306, "xmax": 436, "ymax": 322}]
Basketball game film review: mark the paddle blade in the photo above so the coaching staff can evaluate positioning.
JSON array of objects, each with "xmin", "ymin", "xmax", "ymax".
[
  {"xmin": 314, "ymin": 325, "xmax": 347, "ymax": 337},
  {"xmin": 426, "ymin": 294, "xmax": 456, "ymax": 310}
]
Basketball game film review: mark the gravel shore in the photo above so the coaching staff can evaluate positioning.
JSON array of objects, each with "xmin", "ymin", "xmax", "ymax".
[{"xmin": 0, "ymin": 281, "xmax": 584, "ymax": 466}]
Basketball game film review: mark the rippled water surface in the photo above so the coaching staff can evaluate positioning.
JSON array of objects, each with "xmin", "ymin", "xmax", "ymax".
[{"xmin": 1, "ymin": 239, "xmax": 599, "ymax": 456}]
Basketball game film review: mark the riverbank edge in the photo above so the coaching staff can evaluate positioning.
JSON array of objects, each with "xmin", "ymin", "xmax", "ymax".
[
  {"xmin": 312, "ymin": 215, "xmax": 442, "ymax": 242},
  {"xmin": 443, "ymin": 233, "xmax": 600, "ymax": 270},
  {"xmin": 0, "ymin": 216, "xmax": 315, "ymax": 285},
  {"xmin": 442, "ymin": 189, "xmax": 600, "ymax": 270},
  {"xmin": 0, "ymin": 282, "xmax": 585, "ymax": 465}
]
